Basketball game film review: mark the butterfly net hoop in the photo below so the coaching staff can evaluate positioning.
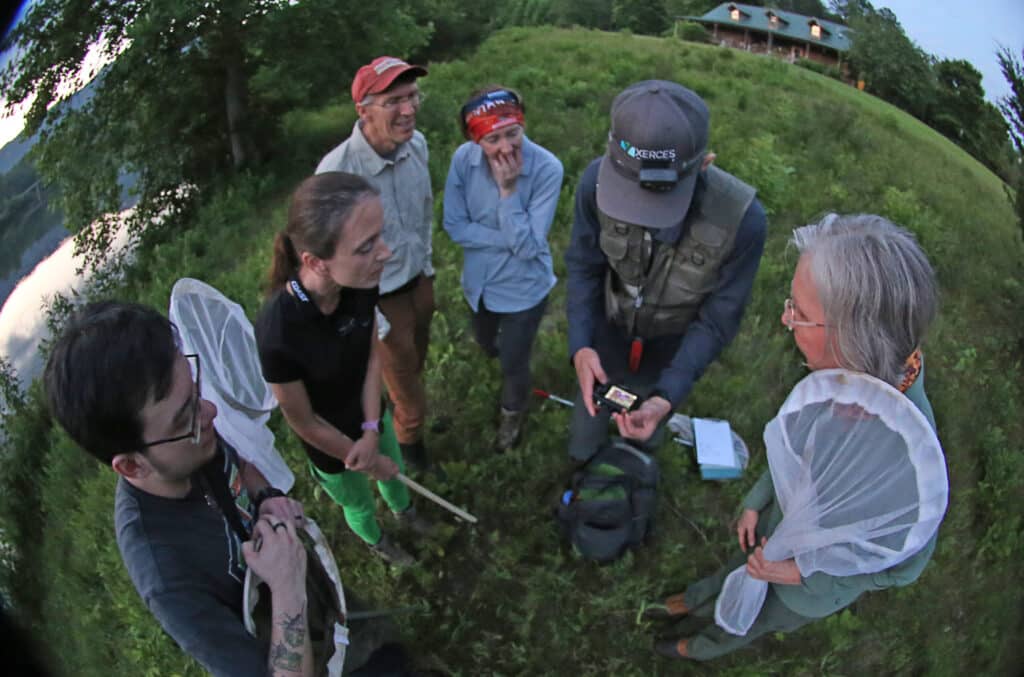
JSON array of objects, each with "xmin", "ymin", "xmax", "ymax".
[
  {"xmin": 169, "ymin": 278, "xmax": 294, "ymax": 491},
  {"xmin": 715, "ymin": 369, "xmax": 948, "ymax": 635}
]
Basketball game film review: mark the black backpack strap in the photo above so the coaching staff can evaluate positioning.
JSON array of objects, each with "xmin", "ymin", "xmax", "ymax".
[{"xmin": 196, "ymin": 443, "xmax": 251, "ymax": 542}]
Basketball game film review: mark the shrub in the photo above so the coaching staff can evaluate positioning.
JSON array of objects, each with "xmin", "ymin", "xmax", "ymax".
[
  {"xmin": 674, "ymin": 20, "xmax": 710, "ymax": 44},
  {"xmin": 796, "ymin": 57, "xmax": 826, "ymax": 74}
]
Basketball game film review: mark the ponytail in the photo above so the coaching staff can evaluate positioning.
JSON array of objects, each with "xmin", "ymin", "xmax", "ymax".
[{"xmin": 265, "ymin": 232, "xmax": 300, "ymax": 296}]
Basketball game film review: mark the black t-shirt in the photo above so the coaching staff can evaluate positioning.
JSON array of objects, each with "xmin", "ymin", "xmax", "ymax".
[
  {"xmin": 255, "ymin": 280, "xmax": 378, "ymax": 473},
  {"xmin": 114, "ymin": 441, "xmax": 265, "ymax": 677}
]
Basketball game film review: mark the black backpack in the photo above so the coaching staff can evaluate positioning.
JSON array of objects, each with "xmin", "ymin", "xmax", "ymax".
[{"xmin": 556, "ymin": 438, "xmax": 659, "ymax": 563}]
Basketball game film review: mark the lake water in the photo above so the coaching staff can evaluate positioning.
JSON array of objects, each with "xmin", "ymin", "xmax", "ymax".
[{"xmin": 0, "ymin": 223, "xmax": 132, "ymax": 390}]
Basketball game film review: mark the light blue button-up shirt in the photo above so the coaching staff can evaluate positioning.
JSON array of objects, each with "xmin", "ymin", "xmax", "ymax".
[{"xmin": 443, "ymin": 135, "xmax": 563, "ymax": 313}]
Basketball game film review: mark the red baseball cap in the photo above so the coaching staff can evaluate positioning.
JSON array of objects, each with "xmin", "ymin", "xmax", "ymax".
[{"xmin": 351, "ymin": 56, "xmax": 428, "ymax": 103}]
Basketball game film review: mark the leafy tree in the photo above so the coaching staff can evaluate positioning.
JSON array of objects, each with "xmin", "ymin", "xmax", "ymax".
[
  {"xmin": 996, "ymin": 45, "xmax": 1024, "ymax": 237},
  {"xmin": 843, "ymin": 3, "xmax": 936, "ymax": 121},
  {"xmin": 0, "ymin": 0, "xmax": 431, "ymax": 270},
  {"xmin": 612, "ymin": 0, "xmax": 669, "ymax": 35},
  {"xmin": 930, "ymin": 59, "xmax": 1010, "ymax": 178},
  {"xmin": 552, "ymin": 0, "xmax": 615, "ymax": 29},
  {"xmin": 663, "ymin": 0, "xmax": 720, "ymax": 19},
  {"xmin": 493, "ymin": 0, "xmax": 557, "ymax": 28},
  {"xmin": 997, "ymin": 47, "xmax": 1024, "ymax": 157}
]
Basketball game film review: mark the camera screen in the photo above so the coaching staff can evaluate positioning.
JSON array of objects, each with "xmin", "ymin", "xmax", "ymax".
[{"xmin": 604, "ymin": 385, "xmax": 638, "ymax": 408}]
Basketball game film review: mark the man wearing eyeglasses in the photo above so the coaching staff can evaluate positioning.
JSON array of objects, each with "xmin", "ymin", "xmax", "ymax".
[
  {"xmin": 565, "ymin": 80, "xmax": 768, "ymax": 461},
  {"xmin": 44, "ymin": 301, "xmax": 312, "ymax": 677},
  {"xmin": 316, "ymin": 55, "xmax": 436, "ymax": 473}
]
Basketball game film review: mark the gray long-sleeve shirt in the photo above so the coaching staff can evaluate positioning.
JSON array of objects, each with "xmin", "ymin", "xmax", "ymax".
[{"xmin": 316, "ymin": 122, "xmax": 434, "ymax": 293}]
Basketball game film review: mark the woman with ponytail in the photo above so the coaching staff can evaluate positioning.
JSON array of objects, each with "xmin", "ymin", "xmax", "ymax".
[{"xmin": 255, "ymin": 172, "xmax": 430, "ymax": 566}]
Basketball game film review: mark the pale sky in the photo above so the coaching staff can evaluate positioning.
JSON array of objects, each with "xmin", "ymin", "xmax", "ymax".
[{"xmin": 879, "ymin": 0, "xmax": 1023, "ymax": 105}]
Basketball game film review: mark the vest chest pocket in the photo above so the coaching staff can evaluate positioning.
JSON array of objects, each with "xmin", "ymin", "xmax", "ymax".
[
  {"xmin": 599, "ymin": 224, "xmax": 649, "ymax": 285},
  {"xmin": 660, "ymin": 245, "xmax": 716, "ymax": 306}
]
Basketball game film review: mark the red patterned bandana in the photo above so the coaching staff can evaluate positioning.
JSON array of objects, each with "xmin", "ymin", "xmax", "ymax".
[
  {"xmin": 897, "ymin": 348, "xmax": 923, "ymax": 393},
  {"xmin": 463, "ymin": 90, "xmax": 524, "ymax": 143}
]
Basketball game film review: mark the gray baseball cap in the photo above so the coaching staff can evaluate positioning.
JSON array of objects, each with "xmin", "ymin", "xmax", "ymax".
[{"xmin": 597, "ymin": 80, "xmax": 709, "ymax": 229}]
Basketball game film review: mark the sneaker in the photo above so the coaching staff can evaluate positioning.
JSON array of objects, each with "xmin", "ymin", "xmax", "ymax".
[
  {"xmin": 496, "ymin": 408, "xmax": 526, "ymax": 452},
  {"xmin": 393, "ymin": 505, "xmax": 435, "ymax": 538},
  {"xmin": 369, "ymin": 534, "xmax": 415, "ymax": 566}
]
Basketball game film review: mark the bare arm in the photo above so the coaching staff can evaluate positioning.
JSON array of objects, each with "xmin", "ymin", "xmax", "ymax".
[
  {"xmin": 361, "ymin": 318, "xmax": 383, "ymax": 423},
  {"xmin": 270, "ymin": 380, "xmax": 353, "ymax": 463},
  {"xmin": 244, "ymin": 518, "xmax": 313, "ymax": 677},
  {"xmin": 270, "ymin": 370, "xmax": 396, "ymax": 481}
]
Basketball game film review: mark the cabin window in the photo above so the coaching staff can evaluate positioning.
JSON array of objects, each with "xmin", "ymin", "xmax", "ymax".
[
  {"xmin": 731, "ymin": 8, "xmax": 741, "ymax": 21},
  {"xmin": 811, "ymin": 24, "xmax": 822, "ymax": 38}
]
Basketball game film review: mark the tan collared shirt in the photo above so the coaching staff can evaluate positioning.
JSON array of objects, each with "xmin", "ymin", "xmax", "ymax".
[{"xmin": 316, "ymin": 122, "xmax": 434, "ymax": 293}]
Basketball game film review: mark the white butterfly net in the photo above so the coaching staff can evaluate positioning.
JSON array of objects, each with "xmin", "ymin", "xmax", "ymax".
[
  {"xmin": 714, "ymin": 369, "xmax": 948, "ymax": 636},
  {"xmin": 169, "ymin": 278, "xmax": 294, "ymax": 491}
]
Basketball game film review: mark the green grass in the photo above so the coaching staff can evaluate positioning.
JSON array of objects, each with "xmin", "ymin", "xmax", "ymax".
[{"xmin": 2, "ymin": 27, "xmax": 1022, "ymax": 675}]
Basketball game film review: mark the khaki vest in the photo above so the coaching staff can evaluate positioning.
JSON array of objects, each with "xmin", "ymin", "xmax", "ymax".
[{"xmin": 599, "ymin": 166, "xmax": 756, "ymax": 338}]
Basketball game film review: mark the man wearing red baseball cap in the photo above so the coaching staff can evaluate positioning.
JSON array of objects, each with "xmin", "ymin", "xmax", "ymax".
[{"xmin": 316, "ymin": 56, "xmax": 435, "ymax": 473}]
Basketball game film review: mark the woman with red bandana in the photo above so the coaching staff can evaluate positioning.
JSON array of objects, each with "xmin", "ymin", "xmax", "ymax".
[{"xmin": 443, "ymin": 86, "xmax": 564, "ymax": 451}]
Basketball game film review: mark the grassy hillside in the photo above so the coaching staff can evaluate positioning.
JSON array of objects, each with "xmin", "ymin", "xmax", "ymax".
[{"xmin": 3, "ymin": 27, "xmax": 1022, "ymax": 675}]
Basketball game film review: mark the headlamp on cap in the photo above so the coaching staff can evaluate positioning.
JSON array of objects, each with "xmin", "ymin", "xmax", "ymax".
[{"xmin": 638, "ymin": 152, "xmax": 704, "ymax": 193}]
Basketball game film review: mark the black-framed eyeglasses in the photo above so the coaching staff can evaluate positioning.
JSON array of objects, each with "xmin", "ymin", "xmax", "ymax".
[{"xmin": 141, "ymin": 353, "xmax": 202, "ymax": 448}]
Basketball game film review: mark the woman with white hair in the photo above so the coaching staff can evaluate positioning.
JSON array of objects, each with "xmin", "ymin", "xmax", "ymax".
[{"xmin": 647, "ymin": 213, "xmax": 949, "ymax": 661}]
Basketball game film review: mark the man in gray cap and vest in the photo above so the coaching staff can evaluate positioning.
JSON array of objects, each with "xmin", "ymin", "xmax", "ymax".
[
  {"xmin": 316, "ymin": 56, "xmax": 435, "ymax": 471},
  {"xmin": 565, "ymin": 80, "xmax": 767, "ymax": 460}
]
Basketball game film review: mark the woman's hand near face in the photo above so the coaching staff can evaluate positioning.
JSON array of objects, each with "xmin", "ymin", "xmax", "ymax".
[
  {"xmin": 488, "ymin": 147, "xmax": 522, "ymax": 197},
  {"xmin": 736, "ymin": 508, "xmax": 759, "ymax": 552},
  {"xmin": 746, "ymin": 537, "xmax": 802, "ymax": 585}
]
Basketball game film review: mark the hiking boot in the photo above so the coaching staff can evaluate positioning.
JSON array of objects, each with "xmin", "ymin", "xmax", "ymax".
[
  {"xmin": 369, "ymin": 534, "xmax": 415, "ymax": 566},
  {"xmin": 496, "ymin": 407, "xmax": 526, "ymax": 452},
  {"xmin": 400, "ymin": 441, "xmax": 430, "ymax": 473},
  {"xmin": 392, "ymin": 505, "xmax": 434, "ymax": 538}
]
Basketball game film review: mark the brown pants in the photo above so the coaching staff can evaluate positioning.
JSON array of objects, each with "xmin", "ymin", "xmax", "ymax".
[{"xmin": 376, "ymin": 274, "xmax": 434, "ymax": 445}]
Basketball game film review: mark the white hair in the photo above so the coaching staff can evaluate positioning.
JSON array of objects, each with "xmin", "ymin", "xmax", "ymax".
[{"xmin": 791, "ymin": 213, "xmax": 938, "ymax": 386}]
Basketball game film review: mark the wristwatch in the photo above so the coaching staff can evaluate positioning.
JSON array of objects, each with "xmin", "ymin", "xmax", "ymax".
[{"xmin": 361, "ymin": 419, "xmax": 380, "ymax": 433}]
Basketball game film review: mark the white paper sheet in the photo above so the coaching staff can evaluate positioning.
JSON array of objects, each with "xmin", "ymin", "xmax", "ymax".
[{"xmin": 694, "ymin": 418, "xmax": 739, "ymax": 467}]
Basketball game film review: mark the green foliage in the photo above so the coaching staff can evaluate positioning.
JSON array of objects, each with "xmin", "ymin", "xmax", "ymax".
[
  {"xmin": 716, "ymin": 134, "xmax": 795, "ymax": 215},
  {"xmin": 2, "ymin": 27, "xmax": 1023, "ymax": 676},
  {"xmin": 846, "ymin": 5, "xmax": 936, "ymax": 121},
  {"xmin": 551, "ymin": 0, "xmax": 615, "ymax": 29},
  {"xmin": 612, "ymin": 0, "xmax": 669, "ymax": 35},
  {"xmin": 0, "ymin": 158, "xmax": 64, "ymax": 280},
  {"xmin": 794, "ymin": 58, "xmax": 840, "ymax": 81},
  {"xmin": 996, "ymin": 46, "xmax": 1024, "ymax": 240},
  {"xmin": 930, "ymin": 59, "xmax": 1012, "ymax": 179},
  {"xmin": 673, "ymin": 20, "xmax": 710, "ymax": 44},
  {"xmin": 492, "ymin": 0, "xmax": 558, "ymax": 28},
  {"xmin": 0, "ymin": 0, "xmax": 434, "ymax": 272}
]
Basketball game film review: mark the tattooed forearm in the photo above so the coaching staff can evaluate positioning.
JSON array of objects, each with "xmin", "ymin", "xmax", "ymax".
[
  {"xmin": 282, "ymin": 611, "xmax": 306, "ymax": 647},
  {"xmin": 268, "ymin": 611, "xmax": 306, "ymax": 674}
]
